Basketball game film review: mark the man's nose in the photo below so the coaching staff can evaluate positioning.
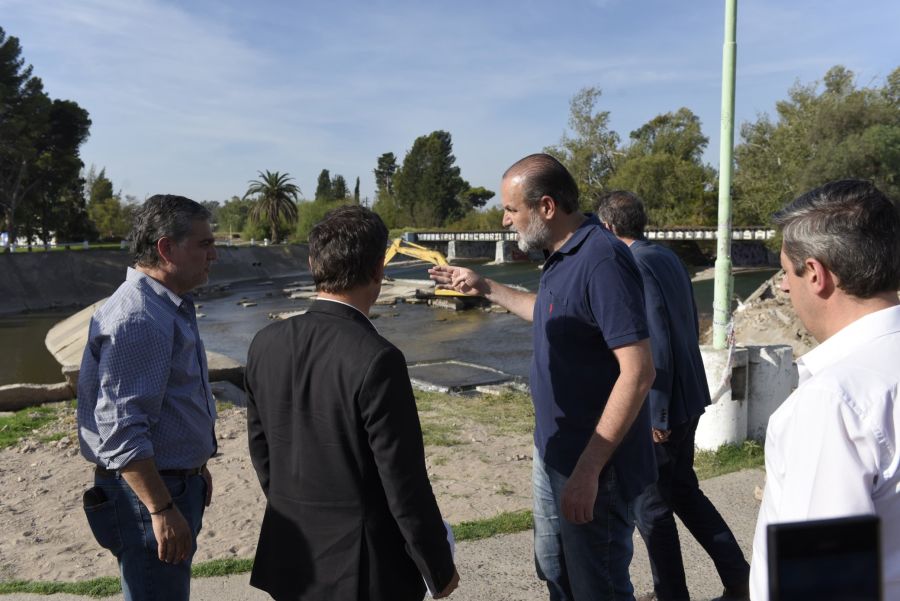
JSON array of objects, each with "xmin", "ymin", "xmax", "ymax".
[{"xmin": 502, "ymin": 213, "xmax": 511, "ymax": 228}]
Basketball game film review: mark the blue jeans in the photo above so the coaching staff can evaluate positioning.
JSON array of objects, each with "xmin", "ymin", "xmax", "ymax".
[
  {"xmin": 532, "ymin": 449, "xmax": 636, "ymax": 601},
  {"xmin": 83, "ymin": 472, "xmax": 207, "ymax": 601},
  {"xmin": 633, "ymin": 415, "xmax": 749, "ymax": 600}
]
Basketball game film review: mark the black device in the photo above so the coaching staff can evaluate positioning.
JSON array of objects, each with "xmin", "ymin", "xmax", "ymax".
[{"xmin": 767, "ymin": 514, "xmax": 881, "ymax": 601}]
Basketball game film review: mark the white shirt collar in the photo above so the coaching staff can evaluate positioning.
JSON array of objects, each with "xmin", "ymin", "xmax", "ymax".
[
  {"xmin": 796, "ymin": 305, "xmax": 900, "ymax": 384},
  {"xmin": 317, "ymin": 297, "xmax": 376, "ymax": 328}
]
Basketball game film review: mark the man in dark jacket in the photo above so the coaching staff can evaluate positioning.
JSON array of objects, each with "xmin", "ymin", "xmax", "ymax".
[
  {"xmin": 245, "ymin": 205, "xmax": 459, "ymax": 601},
  {"xmin": 596, "ymin": 191, "xmax": 750, "ymax": 601}
]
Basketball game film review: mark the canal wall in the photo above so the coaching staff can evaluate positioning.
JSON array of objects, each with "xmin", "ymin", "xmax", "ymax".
[{"xmin": 0, "ymin": 245, "xmax": 311, "ymax": 315}]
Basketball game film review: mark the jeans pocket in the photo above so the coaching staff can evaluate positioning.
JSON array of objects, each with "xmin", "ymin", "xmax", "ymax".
[{"xmin": 83, "ymin": 486, "xmax": 123, "ymax": 554}]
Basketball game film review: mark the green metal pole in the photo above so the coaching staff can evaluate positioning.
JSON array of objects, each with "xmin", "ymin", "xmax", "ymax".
[{"xmin": 713, "ymin": 0, "xmax": 737, "ymax": 349}]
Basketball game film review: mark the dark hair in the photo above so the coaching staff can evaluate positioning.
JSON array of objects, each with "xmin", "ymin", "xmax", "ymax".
[
  {"xmin": 503, "ymin": 153, "xmax": 580, "ymax": 214},
  {"xmin": 131, "ymin": 195, "xmax": 210, "ymax": 267},
  {"xmin": 594, "ymin": 190, "xmax": 647, "ymax": 239},
  {"xmin": 308, "ymin": 205, "xmax": 388, "ymax": 293},
  {"xmin": 773, "ymin": 179, "xmax": 900, "ymax": 298}
]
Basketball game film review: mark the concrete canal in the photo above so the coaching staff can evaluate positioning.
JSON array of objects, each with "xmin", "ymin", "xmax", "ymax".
[{"xmin": 1, "ymin": 260, "xmax": 776, "ymax": 387}]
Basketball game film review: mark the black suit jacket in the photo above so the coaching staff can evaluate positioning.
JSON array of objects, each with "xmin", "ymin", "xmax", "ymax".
[
  {"xmin": 245, "ymin": 300, "xmax": 455, "ymax": 601},
  {"xmin": 629, "ymin": 240, "xmax": 711, "ymax": 430}
]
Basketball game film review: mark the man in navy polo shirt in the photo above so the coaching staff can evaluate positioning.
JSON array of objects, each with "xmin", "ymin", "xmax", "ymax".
[{"xmin": 430, "ymin": 153, "xmax": 657, "ymax": 601}]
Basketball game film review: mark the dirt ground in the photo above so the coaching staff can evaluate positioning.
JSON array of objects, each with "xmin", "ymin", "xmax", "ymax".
[{"xmin": 0, "ymin": 403, "xmax": 534, "ymax": 583}]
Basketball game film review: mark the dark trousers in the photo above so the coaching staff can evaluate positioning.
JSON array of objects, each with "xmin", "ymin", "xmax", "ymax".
[{"xmin": 633, "ymin": 415, "xmax": 750, "ymax": 601}]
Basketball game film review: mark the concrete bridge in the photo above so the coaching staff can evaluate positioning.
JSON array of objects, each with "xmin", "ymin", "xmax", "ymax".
[{"xmin": 405, "ymin": 226, "xmax": 777, "ymax": 265}]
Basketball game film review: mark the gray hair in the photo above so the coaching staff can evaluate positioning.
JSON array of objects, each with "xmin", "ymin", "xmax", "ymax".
[
  {"xmin": 594, "ymin": 190, "xmax": 647, "ymax": 239},
  {"xmin": 131, "ymin": 195, "xmax": 211, "ymax": 267},
  {"xmin": 773, "ymin": 180, "xmax": 900, "ymax": 298}
]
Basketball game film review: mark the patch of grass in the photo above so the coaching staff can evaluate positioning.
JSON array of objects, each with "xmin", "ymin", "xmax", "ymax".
[
  {"xmin": 694, "ymin": 440, "xmax": 765, "ymax": 480},
  {"xmin": 415, "ymin": 389, "xmax": 533, "ymax": 440},
  {"xmin": 420, "ymin": 420, "xmax": 461, "ymax": 447},
  {"xmin": 38, "ymin": 432, "xmax": 66, "ymax": 444},
  {"xmin": 0, "ymin": 406, "xmax": 59, "ymax": 449},
  {"xmin": 453, "ymin": 509, "xmax": 533, "ymax": 541},
  {"xmin": 215, "ymin": 400, "xmax": 235, "ymax": 413},
  {"xmin": 0, "ymin": 576, "xmax": 120, "ymax": 597},
  {"xmin": 192, "ymin": 557, "xmax": 254, "ymax": 577}
]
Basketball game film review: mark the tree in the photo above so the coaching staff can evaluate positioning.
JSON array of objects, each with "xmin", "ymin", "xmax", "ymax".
[
  {"xmin": 459, "ymin": 186, "xmax": 495, "ymax": 211},
  {"xmin": 608, "ymin": 108, "xmax": 717, "ymax": 226},
  {"xmin": 86, "ymin": 168, "xmax": 135, "ymax": 241},
  {"xmin": 0, "ymin": 27, "xmax": 91, "ymax": 248},
  {"xmin": 544, "ymin": 87, "xmax": 621, "ymax": 207},
  {"xmin": 374, "ymin": 152, "xmax": 397, "ymax": 199},
  {"xmin": 392, "ymin": 130, "xmax": 468, "ymax": 227},
  {"xmin": 733, "ymin": 65, "xmax": 900, "ymax": 225},
  {"xmin": 331, "ymin": 174, "xmax": 349, "ymax": 200},
  {"xmin": 372, "ymin": 152, "xmax": 400, "ymax": 227},
  {"xmin": 315, "ymin": 169, "xmax": 333, "ymax": 202},
  {"xmin": 353, "ymin": 177, "xmax": 360, "ymax": 204},
  {"xmin": 244, "ymin": 170, "xmax": 301, "ymax": 243},
  {"xmin": 218, "ymin": 196, "xmax": 253, "ymax": 236}
]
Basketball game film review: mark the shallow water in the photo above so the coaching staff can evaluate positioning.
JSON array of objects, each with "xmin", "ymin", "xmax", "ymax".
[{"xmin": 0, "ymin": 263, "xmax": 776, "ymax": 386}]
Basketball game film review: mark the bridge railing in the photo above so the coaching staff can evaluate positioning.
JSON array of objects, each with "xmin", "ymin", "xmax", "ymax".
[
  {"xmin": 644, "ymin": 227, "xmax": 775, "ymax": 241},
  {"xmin": 406, "ymin": 227, "xmax": 775, "ymax": 243},
  {"xmin": 407, "ymin": 231, "xmax": 518, "ymax": 242}
]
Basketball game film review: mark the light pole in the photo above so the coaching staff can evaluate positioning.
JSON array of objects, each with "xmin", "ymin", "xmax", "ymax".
[{"xmin": 713, "ymin": 0, "xmax": 738, "ymax": 349}]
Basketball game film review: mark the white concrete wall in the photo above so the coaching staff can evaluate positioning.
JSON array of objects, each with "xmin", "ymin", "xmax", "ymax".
[
  {"xmin": 696, "ymin": 346, "xmax": 749, "ymax": 450},
  {"xmin": 695, "ymin": 343, "xmax": 797, "ymax": 450},
  {"xmin": 745, "ymin": 345, "xmax": 797, "ymax": 441}
]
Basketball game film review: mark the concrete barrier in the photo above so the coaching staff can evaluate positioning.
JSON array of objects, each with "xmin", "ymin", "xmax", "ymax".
[
  {"xmin": 696, "ymin": 346, "xmax": 749, "ymax": 450},
  {"xmin": 696, "ymin": 343, "xmax": 797, "ymax": 450},
  {"xmin": 745, "ymin": 345, "xmax": 796, "ymax": 441},
  {"xmin": 0, "ymin": 382, "xmax": 73, "ymax": 411},
  {"xmin": 0, "ymin": 245, "xmax": 311, "ymax": 315}
]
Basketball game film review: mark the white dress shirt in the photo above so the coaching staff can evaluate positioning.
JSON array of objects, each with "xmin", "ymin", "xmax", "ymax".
[{"xmin": 750, "ymin": 305, "xmax": 900, "ymax": 600}]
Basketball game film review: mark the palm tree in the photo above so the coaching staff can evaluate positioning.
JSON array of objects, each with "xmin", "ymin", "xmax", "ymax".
[{"xmin": 244, "ymin": 170, "xmax": 301, "ymax": 243}]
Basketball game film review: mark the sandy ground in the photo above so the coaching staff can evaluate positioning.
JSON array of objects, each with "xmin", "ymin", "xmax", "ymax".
[{"xmin": 0, "ymin": 404, "xmax": 534, "ymax": 584}]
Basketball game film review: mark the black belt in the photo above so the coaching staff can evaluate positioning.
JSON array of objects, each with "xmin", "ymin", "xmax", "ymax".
[{"xmin": 95, "ymin": 465, "xmax": 205, "ymax": 478}]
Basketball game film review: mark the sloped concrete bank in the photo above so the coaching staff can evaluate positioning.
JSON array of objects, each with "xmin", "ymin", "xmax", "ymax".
[{"xmin": 0, "ymin": 245, "xmax": 311, "ymax": 315}]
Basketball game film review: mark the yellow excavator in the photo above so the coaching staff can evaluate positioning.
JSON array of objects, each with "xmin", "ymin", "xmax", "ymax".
[{"xmin": 382, "ymin": 238, "xmax": 466, "ymax": 297}]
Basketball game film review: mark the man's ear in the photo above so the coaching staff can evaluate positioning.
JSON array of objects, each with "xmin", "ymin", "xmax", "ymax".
[
  {"xmin": 804, "ymin": 257, "xmax": 835, "ymax": 297},
  {"xmin": 156, "ymin": 237, "xmax": 175, "ymax": 265},
  {"xmin": 374, "ymin": 260, "xmax": 385, "ymax": 282},
  {"xmin": 538, "ymin": 195, "xmax": 557, "ymax": 220}
]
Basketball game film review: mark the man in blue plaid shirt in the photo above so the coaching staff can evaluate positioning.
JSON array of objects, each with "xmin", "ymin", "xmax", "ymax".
[{"xmin": 78, "ymin": 194, "xmax": 218, "ymax": 601}]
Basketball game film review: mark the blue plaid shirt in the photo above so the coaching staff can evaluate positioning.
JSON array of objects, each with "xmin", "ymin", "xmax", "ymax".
[{"xmin": 77, "ymin": 268, "xmax": 217, "ymax": 470}]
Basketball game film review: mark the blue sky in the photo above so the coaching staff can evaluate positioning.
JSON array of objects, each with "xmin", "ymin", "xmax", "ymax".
[{"xmin": 2, "ymin": 0, "xmax": 898, "ymax": 206}]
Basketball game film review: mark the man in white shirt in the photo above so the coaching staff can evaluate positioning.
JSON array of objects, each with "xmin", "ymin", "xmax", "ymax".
[{"xmin": 750, "ymin": 179, "xmax": 900, "ymax": 600}]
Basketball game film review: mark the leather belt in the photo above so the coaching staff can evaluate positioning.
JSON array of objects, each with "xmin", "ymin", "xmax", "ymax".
[{"xmin": 95, "ymin": 464, "xmax": 205, "ymax": 478}]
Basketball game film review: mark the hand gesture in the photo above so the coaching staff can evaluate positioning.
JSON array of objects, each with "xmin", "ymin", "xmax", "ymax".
[
  {"xmin": 428, "ymin": 265, "xmax": 485, "ymax": 296},
  {"xmin": 652, "ymin": 428, "xmax": 671, "ymax": 444}
]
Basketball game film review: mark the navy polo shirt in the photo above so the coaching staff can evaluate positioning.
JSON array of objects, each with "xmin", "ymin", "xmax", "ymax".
[{"xmin": 530, "ymin": 214, "xmax": 656, "ymax": 501}]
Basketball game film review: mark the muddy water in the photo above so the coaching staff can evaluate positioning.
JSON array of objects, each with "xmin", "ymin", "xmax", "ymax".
[{"xmin": 0, "ymin": 263, "xmax": 776, "ymax": 386}]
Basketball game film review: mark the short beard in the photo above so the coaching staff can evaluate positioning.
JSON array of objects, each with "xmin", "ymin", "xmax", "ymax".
[{"xmin": 515, "ymin": 211, "xmax": 551, "ymax": 253}]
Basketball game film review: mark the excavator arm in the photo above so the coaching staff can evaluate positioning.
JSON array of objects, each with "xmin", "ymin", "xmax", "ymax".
[{"xmin": 383, "ymin": 238, "xmax": 465, "ymax": 297}]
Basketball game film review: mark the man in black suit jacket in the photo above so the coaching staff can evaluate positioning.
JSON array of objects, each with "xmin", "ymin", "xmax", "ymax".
[
  {"xmin": 596, "ymin": 191, "xmax": 750, "ymax": 601},
  {"xmin": 245, "ymin": 205, "xmax": 459, "ymax": 601}
]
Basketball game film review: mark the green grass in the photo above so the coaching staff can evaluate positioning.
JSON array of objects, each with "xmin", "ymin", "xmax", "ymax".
[
  {"xmin": 0, "ymin": 576, "xmax": 121, "ymax": 597},
  {"xmin": 453, "ymin": 509, "xmax": 534, "ymax": 541},
  {"xmin": 694, "ymin": 440, "xmax": 765, "ymax": 480},
  {"xmin": 0, "ymin": 406, "xmax": 59, "ymax": 449},
  {"xmin": 416, "ymin": 389, "xmax": 534, "ymax": 443}
]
